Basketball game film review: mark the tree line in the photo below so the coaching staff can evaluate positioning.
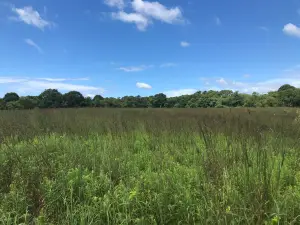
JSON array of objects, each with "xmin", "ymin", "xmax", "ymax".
[{"xmin": 0, "ymin": 84, "xmax": 300, "ymax": 110}]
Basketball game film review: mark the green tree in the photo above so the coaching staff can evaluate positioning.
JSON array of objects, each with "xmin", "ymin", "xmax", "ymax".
[
  {"xmin": 278, "ymin": 84, "xmax": 296, "ymax": 92},
  {"xmin": 39, "ymin": 89, "xmax": 63, "ymax": 108},
  {"xmin": 6, "ymin": 101, "xmax": 23, "ymax": 110},
  {"xmin": 83, "ymin": 97, "xmax": 93, "ymax": 107},
  {"xmin": 63, "ymin": 91, "xmax": 85, "ymax": 107},
  {"xmin": 0, "ymin": 98, "xmax": 6, "ymax": 109},
  {"xmin": 152, "ymin": 93, "xmax": 167, "ymax": 108},
  {"xmin": 4, "ymin": 92, "xmax": 19, "ymax": 103},
  {"xmin": 19, "ymin": 97, "xmax": 37, "ymax": 109},
  {"xmin": 93, "ymin": 95, "xmax": 104, "ymax": 101}
]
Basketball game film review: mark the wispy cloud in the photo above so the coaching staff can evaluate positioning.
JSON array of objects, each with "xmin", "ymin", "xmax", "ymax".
[
  {"xmin": 0, "ymin": 77, "xmax": 27, "ymax": 84},
  {"xmin": 104, "ymin": 0, "xmax": 125, "ymax": 9},
  {"xmin": 259, "ymin": 26, "xmax": 269, "ymax": 31},
  {"xmin": 180, "ymin": 41, "xmax": 190, "ymax": 47},
  {"xmin": 11, "ymin": 6, "xmax": 54, "ymax": 30},
  {"xmin": 160, "ymin": 63, "xmax": 177, "ymax": 68},
  {"xmin": 243, "ymin": 74, "xmax": 251, "ymax": 78},
  {"xmin": 0, "ymin": 77, "xmax": 104, "ymax": 96},
  {"xmin": 108, "ymin": 0, "xmax": 185, "ymax": 31},
  {"xmin": 118, "ymin": 65, "xmax": 151, "ymax": 72},
  {"xmin": 164, "ymin": 89, "xmax": 197, "ymax": 97},
  {"xmin": 136, "ymin": 82, "xmax": 152, "ymax": 89},
  {"xmin": 37, "ymin": 77, "xmax": 89, "ymax": 82},
  {"xmin": 24, "ymin": 39, "xmax": 43, "ymax": 54},
  {"xmin": 216, "ymin": 78, "xmax": 228, "ymax": 85},
  {"xmin": 214, "ymin": 16, "xmax": 221, "ymax": 26},
  {"xmin": 21, "ymin": 80, "xmax": 103, "ymax": 93},
  {"xmin": 283, "ymin": 23, "xmax": 300, "ymax": 38}
]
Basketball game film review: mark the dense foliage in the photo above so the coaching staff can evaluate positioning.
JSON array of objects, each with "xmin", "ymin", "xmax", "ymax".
[
  {"xmin": 0, "ymin": 108, "xmax": 300, "ymax": 224},
  {"xmin": 1, "ymin": 84, "xmax": 300, "ymax": 110}
]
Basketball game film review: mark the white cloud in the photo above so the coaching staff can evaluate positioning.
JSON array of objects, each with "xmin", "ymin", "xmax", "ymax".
[
  {"xmin": 136, "ymin": 82, "xmax": 152, "ymax": 89},
  {"xmin": 86, "ymin": 94, "xmax": 96, "ymax": 98},
  {"xmin": 112, "ymin": 11, "xmax": 150, "ymax": 31},
  {"xmin": 24, "ymin": 39, "xmax": 43, "ymax": 54},
  {"xmin": 160, "ymin": 63, "xmax": 177, "ymax": 68},
  {"xmin": 164, "ymin": 88, "xmax": 197, "ymax": 97},
  {"xmin": 215, "ymin": 16, "xmax": 221, "ymax": 26},
  {"xmin": 23, "ymin": 81, "xmax": 102, "ymax": 92},
  {"xmin": 243, "ymin": 74, "xmax": 251, "ymax": 78},
  {"xmin": 104, "ymin": 0, "xmax": 125, "ymax": 9},
  {"xmin": 0, "ymin": 77, "xmax": 104, "ymax": 96},
  {"xmin": 216, "ymin": 78, "xmax": 228, "ymax": 85},
  {"xmin": 131, "ymin": 0, "xmax": 184, "ymax": 24},
  {"xmin": 180, "ymin": 41, "xmax": 190, "ymax": 47},
  {"xmin": 118, "ymin": 65, "xmax": 151, "ymax": 72},
  {"xmin": 11, "ymin": 6, "xmax": 53, "ymax": 30},
  {"xmin": 0, "ymin": 77, "xmax": 27, "ymax": 84},
  {"xmin": 283, "ymin": 23, "xmax": 300, "ymax": 38},
  {"xmin": 208, "ymin": 76, "xmax": 300, "ymax": 94},
  {"xmin": 37, "ymin": 77, "xmax": 89, "ymax": 82},
  {"xmin": 110, "ymin": 0, "xmax": 185, "ymax": 31}
]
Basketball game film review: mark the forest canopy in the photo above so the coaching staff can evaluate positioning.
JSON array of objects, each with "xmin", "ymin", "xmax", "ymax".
[{"xmin": 1, "ymin": 84, "xmax": 300, "ymax": 109}]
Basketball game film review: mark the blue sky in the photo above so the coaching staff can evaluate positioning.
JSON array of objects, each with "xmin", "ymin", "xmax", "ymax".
[{"xmin": 0, "ymin": 0, "xmax": 300, "ymax": 98}]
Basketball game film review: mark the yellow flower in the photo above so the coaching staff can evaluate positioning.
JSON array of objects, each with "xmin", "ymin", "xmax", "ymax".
[
  {"xmin": 226, "ymin": 206, "xmax": 231, "ymax": 213},
  {"xmin": 129, "ymin": 189, "xmax": 137, "ymax": 200}
]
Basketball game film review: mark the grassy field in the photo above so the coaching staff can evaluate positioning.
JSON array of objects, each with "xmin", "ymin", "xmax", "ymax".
[{"xmin": 1, "ymin": 108, "xmax": 300, "ymax": 225}]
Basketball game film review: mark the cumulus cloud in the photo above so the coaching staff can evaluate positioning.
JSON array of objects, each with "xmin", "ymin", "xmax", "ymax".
[
  {"xmin": 11, "ymin": 6, "xmax": 53, "ymax": 30},
  {"xmin": 112, "ymin": 11, "xmax": 149, "ymax": 31},
  {"xmin": 131, "ymin": 0, "xmax": 184, "ymax": 24},
  {"xmin": 104, "ymin": 0, "xmax": 125, "ymax": 9},
  {"xmin": 24, "ymin": 39, "xmax": 43, "ymax": 54},
  {"xmin": 283, "ymin": 23, "xmax": 300, "ymax": 38},
  {"xmin": 180, "ymin": 41, "xmax": 190, "ymax": 47},
  {"xmin": 136, "ymin": 82, "xmax": 152, "ymax": 89},
  {"xmin": 108, "ymin": 0, "xmax": 185, "ymax": 31},
  {"xmin": 164, "ymin": 89, "xmax": 197, "ymax": 97},
  {"xmin": 118, "ymin": 65, "xmax": 151, "ymax": 72}
]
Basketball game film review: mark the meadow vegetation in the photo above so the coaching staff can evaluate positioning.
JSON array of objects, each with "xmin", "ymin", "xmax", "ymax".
[{"xmin": 1, "ymin": 108, "xmax": 300, "ymax": 224}]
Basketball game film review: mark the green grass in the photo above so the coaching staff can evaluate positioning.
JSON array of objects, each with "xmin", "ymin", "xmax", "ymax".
[{"xmin": 1, "ymin": 108, "xmax": 300, "ymax": 224}]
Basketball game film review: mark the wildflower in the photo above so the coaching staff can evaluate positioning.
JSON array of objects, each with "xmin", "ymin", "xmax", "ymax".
[
  {"xmin": 129, "ymin": 189, "xmax": 137, "ymax": 200},
  {"xmin": 226, "ymin": 206, "xmax": 231, "ymax": 213}
]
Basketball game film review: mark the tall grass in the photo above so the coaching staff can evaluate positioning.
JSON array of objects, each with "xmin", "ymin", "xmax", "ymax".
[{"xmin": 0, "ymin": 108, "xmax": 300, "ymax": 224}]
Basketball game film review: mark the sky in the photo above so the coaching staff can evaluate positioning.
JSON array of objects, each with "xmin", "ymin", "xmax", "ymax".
[{"xmin": 0, "ymin": 0, "xmax": 300, "ymax": 98}]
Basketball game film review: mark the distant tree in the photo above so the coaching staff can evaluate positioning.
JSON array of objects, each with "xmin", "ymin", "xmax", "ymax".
[
  {"xmin": 19, "ymin": 97, "xmax": 36, "ymax": 109},
  {"xmin": 6, "ymin": 101, "xmax": 23, "ymax": 110},
  {"xmin": 63, "ymin": 91, "xmax": 85, "ymax": 107},
  {"xmin": 219, "ymin": 90, "xmax": 233, "ymax": 98},
  {"xmin": 0, "ymin": 98, "xmax": 5, "ymax": 110},
  {"xmin": 226, "ymin": 92, "xmax": 244, "ymax": 107},
  {"xmin": 83, "ymin": 97, "xmax": 93, "ymax": 107},
  {"xmin": 39, "ymin": 89, "xmax": 63, "ymax": 108},
  {"xmin": 152, "ymin": 93, "xmax": 167, "ymax": 108},
  {"xmin": 4, "ymin": 92, "xmax": 19, "ymax": 103},
  {"xmin": 93, "ymin": 95, "xmax": 104, "ymax": 101},
  {"xmin": 278, "ymin": 84, "xmax": 296, "ymax": 92}
]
